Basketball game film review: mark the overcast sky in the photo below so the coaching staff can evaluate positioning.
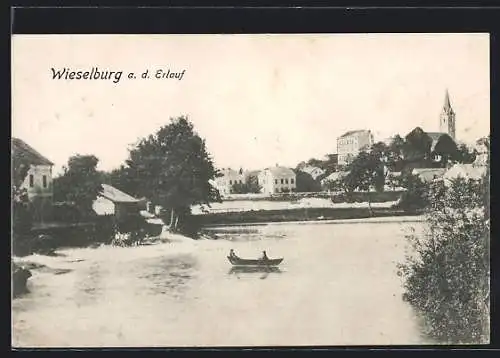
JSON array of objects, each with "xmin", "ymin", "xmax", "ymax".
[{"xmin": 12, "ymin": 34, "xmax": 489, "ymax": 176}]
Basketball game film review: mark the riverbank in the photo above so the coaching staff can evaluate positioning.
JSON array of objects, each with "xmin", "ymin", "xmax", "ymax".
[{"xmin": 195, "ymin": 207, "xmax": 420, "ymax": 226}]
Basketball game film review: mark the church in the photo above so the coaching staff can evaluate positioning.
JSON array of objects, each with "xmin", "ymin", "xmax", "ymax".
[
  {"xmin": 426, "ymin": 89, "xmax": 456, "ymax": 149},
  {"xmin": 406, "ymin": 89, "xmax": 457, "ymax": 157}
]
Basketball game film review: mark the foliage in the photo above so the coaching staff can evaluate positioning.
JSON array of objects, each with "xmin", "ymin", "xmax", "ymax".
[
  {"xmin": 455, "ymin": 144, "xmax": 477, "ymax": 164},
  {"xmin": 396, "ymin": 173, "xmax": 430, "ymax": 212},
  {"xmin": 12, "ymin": 151, "xmax": 34, "ymax": 256},
  {"xmin": 386, "ymin": 135, "xmax": 406, "ymax": 171},
  {"xmin": 122, "ymin": 116, "xmax": 218, "ymax": 233},
  {"xmin": 295, "ymin": 171, "xmax": 321, "ymax": 192},
  {"xmin": 404, "ymin": 127, "xmax": 433, "ymax": 164},
  {"xmin": 231, "ymin": 175, "xmax": 262, "ymax": 194},
  {"xmin": 433, "ymin": 134, "xmax": 459, "ymax": 166},
  {"xmin": 53, "ymin": 154, "xmax": 103, "ymax": 218},
  {"xmin": 398, "ymin": 169, "xmax": 490, "ymax": 343}
]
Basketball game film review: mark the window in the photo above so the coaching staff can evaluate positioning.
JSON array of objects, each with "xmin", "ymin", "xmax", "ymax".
[
  {"xmin": 42, "ymin": 175, "xmax": 47, "ymax": 188},
  {"xmin": 29, "ymin": 174, "xmax": 34, "ymax": 188},
  {"xmin": 291, "ymin": 178, "xmax": 294, "ymax": 184},
  {"xmin": 275, "ymin": 179, "xmax": 278, "ymax": 185},
  {"xmin": 281, "ymin": 179, "xmax": 284, "ymax": 184},
  {"xmin": 229, "ymin": 180, "xmax": 232, "ymax": 185},
  {"xmin": 285, "ymin": 179, "xmax": 289, "ymax": 184}
]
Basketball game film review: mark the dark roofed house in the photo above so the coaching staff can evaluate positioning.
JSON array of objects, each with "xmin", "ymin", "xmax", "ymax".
[
  {"xmin": 12, "ymin": 137, "xmax": 54, "ymax": 223},
  {"xmin": 92, "ymin": 184, "xmax": 141, "ymax": 222}
]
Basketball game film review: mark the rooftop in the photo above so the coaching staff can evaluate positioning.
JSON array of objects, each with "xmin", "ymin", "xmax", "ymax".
[
  {"xmin": 12, "ymin": 137, "xmax": 54, "ymax": 166},
  {"xmin": 263, "ymin": 166, "xmax": 295, "ymax": 177},
  {"xmin": 99, "ymin": 184, "xmax": 140, "ymax": 203},
  {"xmin": 338, "ymin": 129, "xmax": 371, "ymax": 139}
]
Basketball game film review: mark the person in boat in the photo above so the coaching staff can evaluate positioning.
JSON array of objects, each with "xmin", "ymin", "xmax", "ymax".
[
  {"xmin": 261, "ymin": 250, "xmax": 269, "ymax": 260},
  {"xmin": 229, "ymin": 249, "xmax": 238, "ymax": 259}
]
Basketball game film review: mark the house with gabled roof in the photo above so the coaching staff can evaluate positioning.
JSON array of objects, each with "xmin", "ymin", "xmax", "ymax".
[
  {"xmin": 258, "ymin": 165, "xmax": 296, "ymax": 194},
  {"xmin": 12, "ymin": 137, "xmax": 54, "ymax": 222},
  {"xmin": 92, "ymin": 184, "xmax": 141, "ymax": 221}
]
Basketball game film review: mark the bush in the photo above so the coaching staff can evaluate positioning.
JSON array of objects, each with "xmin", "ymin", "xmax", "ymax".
[
  {"xmin": 397, "ymin": 175, "xmax": 489, "ymax": 343},
  {"xmin": 395, "ymin": 174, "xmax": 430, "ymax": 212}
]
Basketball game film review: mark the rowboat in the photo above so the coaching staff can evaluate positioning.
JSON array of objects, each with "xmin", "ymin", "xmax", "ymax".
[{"xmin": 227, "ymin": 256, "xmax": 283, "ymax": 267}]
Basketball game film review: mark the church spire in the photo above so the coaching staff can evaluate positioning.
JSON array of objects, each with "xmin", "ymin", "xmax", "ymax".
[
  {"xmin": 443, "ymin": 89, "xmax": 453, "ymax": 113},
  {"xmin": 439, "ymin": 89, "xmax": 456, "ymax": 140}
]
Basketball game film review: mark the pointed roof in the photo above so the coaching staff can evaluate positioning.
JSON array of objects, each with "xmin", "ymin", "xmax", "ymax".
[
  {"xmin": 443, "ymin": 89, "xmax": 454, "ymax": 113},
  {"xmin": 12, "ymin": 137, "xmax": 54, "ymax": 166}
]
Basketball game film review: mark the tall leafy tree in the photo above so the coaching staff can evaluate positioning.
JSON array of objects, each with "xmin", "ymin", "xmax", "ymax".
[
  {"xmin": 343, "ymin": 151, "xmax": 385, "ymax": 215},
  {"xmin": 124, "ymin": 116, "xmax": 218, "ymax": 231},
  {"xmin": 404, "ymin": 127, "xmax": 433, "ymax": 165},
  {"xmin": 387, "ymin": 134, "xmax": 406, "ymax": 171},
  {"xmin": 433, "ymin": 134, "xmax": 459, "ymax": 167},
  {"xmin": 53, "ymin": 154, "xmax": 103, "ymax": 218},
  {"xmin": 295, "ymin": 171, "xmax": 321, "ymax": 192}
]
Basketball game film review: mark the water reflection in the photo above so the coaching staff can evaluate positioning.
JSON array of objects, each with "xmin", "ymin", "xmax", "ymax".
[{"xmin": 228, "ymin": 266, "xmax": 283, "ymax": 280}]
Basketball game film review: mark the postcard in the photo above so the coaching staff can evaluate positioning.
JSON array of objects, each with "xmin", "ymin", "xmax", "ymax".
[{"xmin": 11, "ymin": 33, "xmax": 490, "ymax": 347}]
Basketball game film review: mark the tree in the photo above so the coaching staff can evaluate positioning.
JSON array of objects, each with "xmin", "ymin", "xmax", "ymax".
[
  {"xmin": 12, "ymin": 151, "xmax": 33, "ymax": 255},
  {"xmin": 404, "ymin": 127, "xmax": 433, "ymax": 165},
  {"xmin": 53, "ymin": 154, "xmax": 103, "ymax": 218},
  {"xmin": 398, "ymin": 172, "xmax": 489, "ymax": 343},
  {"xmin": 124, "ymin": 116, "xmax": 218, "ymax": 233},
  {"xmin": 387, "ymin": 134, "xmax": 406, "ymax": 171},
  {"xmin": 295, "ymin": 171, "xmax": 321, "ymax": 192},
  {"xmin": 455, "ymin": 144, "xmax": 477, "ymax": 164},
  {"xmin": 397, "ymin": 173, "xmax": 430, "ymax": 212},
  {"xmin": 343, "ymin": 151, "xmax": 384, "ymax": 215},
  {"xmin": 306, "ymin": 158, "xmax": 323, "ymax": 168},
  {"xmin": 231, "ymin": 174, "xmax": 261, "ymax": 194},
  {"xmin": 433, "ymin": 134, "xmax": 459, "ymax": 167}
]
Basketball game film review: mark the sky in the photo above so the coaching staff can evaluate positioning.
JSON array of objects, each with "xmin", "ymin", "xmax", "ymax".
[{"xmin": 12, "ymin": 34, "xmax": 490, "ymax": 176}]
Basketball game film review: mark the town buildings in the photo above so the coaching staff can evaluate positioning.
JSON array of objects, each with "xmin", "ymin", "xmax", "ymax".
[
  {"xmin": 300, "ymin": 165, "xmax": 325, "ymax": 180},
  {"xmin": 12, "ymin": 138, "xmax": 54, "ymax": 222},
  {"xmin": 337, "ymin": 129, "xmax": 374, "ymax": 166},
  {"xmin": 214, "ymin": 167, "xmax": 245, "ymax": 197},
  {"xmin": 258, "ymin": 165, "xmax": 297, "ymax": 194}
]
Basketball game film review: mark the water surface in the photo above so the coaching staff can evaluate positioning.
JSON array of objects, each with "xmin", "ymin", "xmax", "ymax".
[{"xmin": 12, "ymin": 219, "xmax": 429, "ymax": 347}]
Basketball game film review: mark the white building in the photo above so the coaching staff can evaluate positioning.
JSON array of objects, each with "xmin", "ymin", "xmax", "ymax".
[
  {"xmin": 214, "ymin": 168, "xmax": 245, "ymax": 197},
  {"xmin": 12, "ymin": 137, "xmax": 54, "ymax": 222},
  {"xmin": 258, "ymin": 166, "xmax": 296, "ymax": 195},
  {"xmin": 337, "ymin": 129, "xmax": 374, "ymax": 166}
]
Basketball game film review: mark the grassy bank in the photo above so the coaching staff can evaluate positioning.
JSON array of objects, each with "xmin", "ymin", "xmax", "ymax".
[{"xmin": 195, "ymin": 207, "xmax": 418, "ymax": 226}]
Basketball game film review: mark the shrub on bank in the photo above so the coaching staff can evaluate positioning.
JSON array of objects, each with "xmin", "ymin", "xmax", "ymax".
[{"xmin": 397, "ymin": 175, "xmax": 490, "ymax": 344}]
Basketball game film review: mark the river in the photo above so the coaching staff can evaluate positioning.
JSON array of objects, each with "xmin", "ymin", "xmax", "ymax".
[{"xmin": 12, "ymin": 217, "xmax": 431, "ymax": 347}]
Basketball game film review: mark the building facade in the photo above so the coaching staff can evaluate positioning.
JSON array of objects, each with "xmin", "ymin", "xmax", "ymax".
[
  {"xmin": 337, "ymin": 129, "xmax": 374, "ymax": 166},
  {"xmin": 12, "ymin": 138, "xmax": 54, "ymax": 223},
  {"xmin": 258, "ymin": 166, "xmax": 296, "ymax": 194},
  {"xmin": 214, "ymin": 168, "xmax": 245, "ymax": 197}
]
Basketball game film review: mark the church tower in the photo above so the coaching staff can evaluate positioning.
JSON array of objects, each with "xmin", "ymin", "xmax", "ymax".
[{"xmin": 439, "ymin": 89, "xmax": 456, "ymax": 140}]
